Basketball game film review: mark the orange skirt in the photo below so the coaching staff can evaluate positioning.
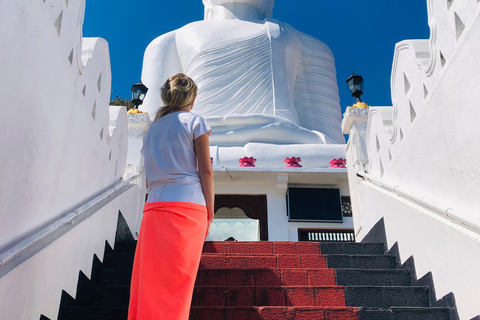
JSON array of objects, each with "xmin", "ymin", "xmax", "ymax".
[{"xmin": 128, "ymin": 201, "xmax": 208, "ymax": 320}]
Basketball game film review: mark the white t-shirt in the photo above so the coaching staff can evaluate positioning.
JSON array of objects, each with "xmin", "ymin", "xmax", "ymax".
[{"xmin": 142, "ymin": 111, "xmax": 211, "ymax": 205}]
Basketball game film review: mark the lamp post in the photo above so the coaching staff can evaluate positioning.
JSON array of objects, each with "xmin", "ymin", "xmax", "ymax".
[
  {"xmin": 131, "ymin": 82, "xmax": 148, "ymax": 109},
  {"xmin": 346, "ymin": 73, "xmax": 364, "ymax": 103}
]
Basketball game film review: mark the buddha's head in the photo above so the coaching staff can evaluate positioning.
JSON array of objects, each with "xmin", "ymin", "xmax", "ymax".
[{"xmin": 203, "ymin": 0, "xmax": 274, "ymax": 20}]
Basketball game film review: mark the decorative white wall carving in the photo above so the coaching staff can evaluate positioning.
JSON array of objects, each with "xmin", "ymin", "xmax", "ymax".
[
  {"xmin": 0, "ymin": 0, "xmax": 127, "ymax": 251},
  {"xmin": 367, "ymin": 0, "xmax": 480, "ymax": 180},
  {"xmin": 0, "ymin": 0, "xmax": 141, "ymax": 319},
  {"xmin": 345, "ymin": 1, "xmax": 480, "ymax": 318}
]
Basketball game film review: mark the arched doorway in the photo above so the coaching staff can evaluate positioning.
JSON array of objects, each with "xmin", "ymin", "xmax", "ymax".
[
  {"xmin": 209, "ymin": 195, "xmax": 268, "ymax": 241},
  {"xmin": 207, "ymin": 207, "xmax": 259, "ymax": 241}
]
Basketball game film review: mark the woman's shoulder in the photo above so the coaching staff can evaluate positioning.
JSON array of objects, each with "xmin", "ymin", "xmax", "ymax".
[
  {"xmin": 177, "ymin": 111, "xmax": 207, "ymax": 124},
  {"xmin": 187, "ymin": 112, "xmax": 208, "ymax": 122},
  {"xmin": 151, "ymin": 111, "xmax": 208, "ymax": 128}
]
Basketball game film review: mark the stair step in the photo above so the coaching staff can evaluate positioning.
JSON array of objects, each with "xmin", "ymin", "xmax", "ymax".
[
  {"xmin": 76, "ymin": 285, "xmax": 130, "ymax": 307},
  {"xmin": 202, "ymin": 241, "xmax": 321, "ymax": 255},
  {"xmin": 345, "ymin": 286, "xmax": 430, "ymax": 308},
  {"xmin": 200, "ymin": 254, "xmax": 327, "ymax": 269},
  {"xmin": 358, "ymin": 307, "xmax": 452, "ymax": 320},
  {"xmin": 60, "ymin": 306, "xmax": 128, "ymax": 320},
  {"xmin": 113, "ymin": 241, "xmax": 137, "ymax": 253},
  {"xmin": 320, "ymin": 243, "xmax": 385, "ymax": 255},
  {"xmin": 326, "ymin": 254, "xmax": 397, "ymax": 269},
  {"xmin": 189, "ymin": 306, "xmax": 359, "ymax": 320},
  {"xmin": 110, "ymin": 241, "xmax": 386, "ymax": 256},
  {"xmin": 335, "ymin": 269, "xmax": 412, "ymax": 286},
  {"xmin": 91, "ymin": 269, "xmax": 413, "ymax": 288},
  {"xmin": 196, "ymin": 268, "xmax": 336, "ymax": 287},
  {"xmin": 93, "ymin": 268, "xmax": 132, "ymax": 285},
  {"xmin": 192, "ymin": 286, "xmax": 346, "ymax": 307},
  {"xmin": 100, "ymin": 248, "xmax": 399, "ymax": 273},
  {"xmin": 76, "ymin": 285, "xmax": 346, "ymax": 307},
  {"xmin": 103, "ymin": 252, "xmax": 333, "ymax": 269},
  {"xmin": 103, "ymin": 252, "xmax": 134, "ymax": 268},
  {"xmin": 60, "ymin": 305, "xmax": 452, "ymax": 320},
  {"xmin": 93, "ymin": 267, "xmax": 338, "ymax": 287},
  {"xmin": 59, "ymin": 240, "xmax": 457, "ymax": 320}
]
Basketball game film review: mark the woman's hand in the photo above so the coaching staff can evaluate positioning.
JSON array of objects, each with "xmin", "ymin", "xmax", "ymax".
[
  {"xmin": 194, "ymin": 132, "xmax": 214, "ymax": 240},
  {"xmin": 205, "ymin": 207, "xmax": 214, "ymax": 240}
]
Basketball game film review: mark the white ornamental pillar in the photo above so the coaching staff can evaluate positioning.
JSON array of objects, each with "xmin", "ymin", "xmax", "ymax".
[{"xmin": 342, "ymin": 103, "xmax": 370, "ymax": 172}]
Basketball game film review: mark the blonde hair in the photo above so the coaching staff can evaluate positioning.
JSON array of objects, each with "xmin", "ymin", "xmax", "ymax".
[{"xmin": 154, "ymin": 73, "xmax": 198, "ymax": 121}]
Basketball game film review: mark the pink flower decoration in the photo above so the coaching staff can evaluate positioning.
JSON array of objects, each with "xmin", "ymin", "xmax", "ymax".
[
  {"xmin": 284, "ymin": 157, "xmax": 302, "ymax": 167},
  {"xmin": 329, "ymin": 158, "xmax": 346, "ymax": 168},
  {"xmin": 210, "ymin": 157, "xmax": 213, "ymax": 165},
  {"xmin": 239, "ymin": 157, "xmax": 256, "ymax": 167}
]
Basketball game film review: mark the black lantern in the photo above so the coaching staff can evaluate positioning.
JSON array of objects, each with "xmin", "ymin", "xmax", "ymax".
[
  {"xmin": 346, "ymin": 73, "xmax": 364, "ymax": 102},
  {"xmin": 131, "ymin": 82, "xmax": 148, "ymax": 109}
]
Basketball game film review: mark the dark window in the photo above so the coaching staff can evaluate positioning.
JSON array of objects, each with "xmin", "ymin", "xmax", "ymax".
[{"xmin": 287, "ymin": 188, "xmax": 342, "ymax": 222}]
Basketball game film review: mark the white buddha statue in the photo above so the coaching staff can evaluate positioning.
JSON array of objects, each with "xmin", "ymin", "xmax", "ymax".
[{"xmin": 141, "ymin": 0, "xmax": 346, "ymax": 167}]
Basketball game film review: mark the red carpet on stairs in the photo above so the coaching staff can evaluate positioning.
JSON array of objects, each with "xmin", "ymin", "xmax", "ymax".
[{"xmin": 190, "ymin": 241, "xmax": 359, "ymax": 320}]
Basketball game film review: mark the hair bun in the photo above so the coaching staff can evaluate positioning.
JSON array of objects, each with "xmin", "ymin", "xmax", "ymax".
[{"xmin": 156, "ymin": 73, "xmax": 198, "ymax": 120}]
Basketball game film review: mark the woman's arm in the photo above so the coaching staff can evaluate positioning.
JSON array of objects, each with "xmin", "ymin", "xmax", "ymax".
[{"xmin": 194, "ymin": 132, "xmax": 214, "ymax": 238}]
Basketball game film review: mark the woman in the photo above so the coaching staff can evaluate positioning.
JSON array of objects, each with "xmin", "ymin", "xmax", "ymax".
[{"xmin": 128, "ymin": 73, "xmax": 214, "ymax": 320}]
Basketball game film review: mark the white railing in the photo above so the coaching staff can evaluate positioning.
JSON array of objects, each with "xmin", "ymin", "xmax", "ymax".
[
  {"xmin": 356, "ymin": 171, "xmax": 480, "ymax": 236},
  {"xmin": 299, "ymin": 229, "xmax": 355, "ymax": 242},
  {"xmin": 0, "ymin": 172, "xmax": 142, "ymax": 278}
]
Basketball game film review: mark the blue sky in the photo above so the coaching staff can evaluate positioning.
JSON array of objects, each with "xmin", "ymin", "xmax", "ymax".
[{"xmin": 83, "ymin": 0, "xmax": 430, "ymax": 111}]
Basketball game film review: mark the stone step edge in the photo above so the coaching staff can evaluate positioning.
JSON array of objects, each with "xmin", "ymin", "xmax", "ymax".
[
  {"xmin": 190, "ymin": 306, "xmax": 358, "ymax": 310},
  {"xmin": 201, "ymin": 253, "xmax": 326, "ymax": 256},
  {"xmin": 62, "ymin": 306, "xmax": 359, "ymax": 312},
  {"xmin": 191, "ymin": 306, "xmax": 451, "ymax": 312},
  {"xmin": 200, "ymin": 253, "xmax": 395, "ymax": 256},
  {"xmin": 106, "ymin": 253, "xmax": 394, "ymax": 259},
  {"xmin": 108, "ymin": 253, "xmax": 331, "ymax": 257},
  {"xmin": 110, "ymin": 252, "xmax": 384, "ymax": 257},
  {"xmin": 79, "ymin": 285, "xmax": 432, "ymax": 290},
  {"xmin": 204, "ymin": 241, "xmax": 319, "ymax": 243},
  {"xmin": 202, "ymin": 241, "xmax": 380, "ymax": 245},
  {"xmin": 63, "ymin": 306, "xmax": 358, "ymax": 311},
  {"xmin": 108, "ymin": 252, "xmax": 330, "ymax": 256},
  {"xmin": 196, "ymin": 285, "xmax": 429, "ymax": 290},
  {"xmin": 96, "ymin": 267, "xmax": 408, "ymax": 272},
  {"xmin": 201, "ymin": 253, "xmax": 392, "ymax": 256},
  {"xmin": 358, "ymin": 307, "xmax": 452, "ymax": 311},
  {"xmin": 117, "ymin": 241, "xmax": 383, "ymax": 244}
]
